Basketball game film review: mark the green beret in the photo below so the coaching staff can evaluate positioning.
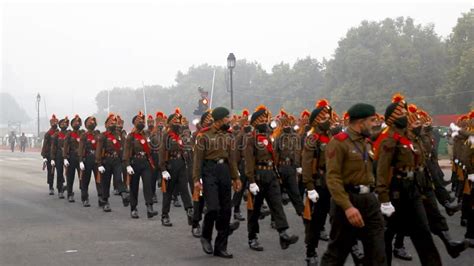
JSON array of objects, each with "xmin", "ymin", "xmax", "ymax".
[
  {"xmin": 347, "ymin": 103, "xmax": 376, "ymax": 121},
  {"xmin": 200, "ymin": 110, "xmax": 212, "ymax": 126},
  {"xmin": 250, "ymin": 109, "xmax": 266, "ymax": 125},
  {"xmin": 211, "ymin": 107, "xmax": 230, "ymax": 121},
  {"xmin": 167, "ymin": 114, "xmax": 175, "ymax": 124}
]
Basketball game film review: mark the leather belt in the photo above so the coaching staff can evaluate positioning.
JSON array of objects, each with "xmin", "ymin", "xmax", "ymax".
[
  {"xmin": 256, "ymin": 165, "xmax": 273, "ymax": 170},
  {"xmin": 256, "ymin": 161, "xmax": 273, "ymax": 167},
  {"xmin": 105, "ymin": 152, "xmax": 118, "ymax": 158},
  {"xmin": 345, "ymin": 185, "xmax": 374, "ymax": 194}
]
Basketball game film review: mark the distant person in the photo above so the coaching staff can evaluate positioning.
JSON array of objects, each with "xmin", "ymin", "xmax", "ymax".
[
  {"xmin": 9, "ymin": 131, "xmax": 16, "ymax": 152},
  {"xmin": 20, "ymin": 133, "xmax": 27, "ymax": 152}
]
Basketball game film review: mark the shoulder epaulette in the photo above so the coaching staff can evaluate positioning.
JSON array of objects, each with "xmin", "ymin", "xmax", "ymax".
[{"xmin": 333, "ymin": 132, "xmax": 349, "ymax": 141}]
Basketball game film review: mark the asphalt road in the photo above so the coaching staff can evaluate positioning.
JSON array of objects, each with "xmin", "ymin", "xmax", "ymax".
[{"xmin": 0, "ymin": 150, "xmax": 473, "ymax": 266}]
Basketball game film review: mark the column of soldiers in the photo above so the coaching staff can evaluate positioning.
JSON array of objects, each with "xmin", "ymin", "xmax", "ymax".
[{"xmin": 40, "ymin": 99, "xmax": 473, "ymax": 264}]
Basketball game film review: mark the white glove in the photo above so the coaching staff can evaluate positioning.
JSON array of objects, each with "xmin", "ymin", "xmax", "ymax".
[
  {"xmin": 450, "ymin": 123, "xmax": 461, "ymax": 132},
  {"xmin": 51, "ymin": 160, "xmax": 56, "ymax": 167},
  {"xmin": 79, "ymin": 162, "xmax": 85, "ymax": 171},
  {"xmin": 63, "ymin": 159, "xmax": 70, "ymax": 167},
  {"xmin": 443, "ymin": 173, "xmax": 451, "ymax": 182},
  {"xmin": 98, "ymin": 166, "xmax": 106, "ymax": 173},
  {"xmin": 381, "ymin": 202, "xmax": 395, "ymax": 217},
  {"xmin": 468, "ymin": 174, "xmax": 474, "ymax": 182},
  {"xmin": 43, "ymin": 158, "xmax": 47, "ymax": 163},
  {"xmin": 127, "ymin": 166, "xmax": 135, "ymax": 175},
  {"xmin": 296, "ymin": 167, "xmax": 303, "ymax": 174},
  {"xmin": 249, "ymin": 183, "xmax": 259, "ymax": 195},
  {"xmin": 452, "ymin": 131, "xmax": 459, "ymax": 138},
  {"xmin": 162, "ymin": 171, "xmax": 171, "ymax": 180},
  {"xmin": 307, "ymin": 189, "xmax": 319, "ymax": 203}
]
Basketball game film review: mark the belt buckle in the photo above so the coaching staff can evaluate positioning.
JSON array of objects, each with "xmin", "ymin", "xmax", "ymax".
[
  {"xmin": 285, "ymin": 157, "xmax": 290, "ymax": 162},
  {"xmin": 139, "ymin": 151, "xmax": 146, "ymax": 156},
  {"xmin": 407, "ymin": 171, "xmax": 414, "ymax": 178},
  {"xmin": 217, "ymin": 159, "xmax": 224, "ymax": 164},
  {"xmin": 358, "ymin": 185, "xmax": 370, "ymax": 194},
  {"xmin": 268, "ymin": 161, "xmax": 273, "ymax": 167}
]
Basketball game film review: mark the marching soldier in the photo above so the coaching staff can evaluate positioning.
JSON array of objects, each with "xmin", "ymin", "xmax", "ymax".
[
  {"xmin": 42, "ymin": 114, "xmax": 59, "ymax": 195},
  {"xmin": 463, "ymin": 110, "xmax": 474, "ymax": 247},
  {"xmin": 191, "ymin": 110, "xmax": 213, "ymax": 237},
  {"xmin": 78, "ymin": 116, "xmax": 102, "ymax": 207},
  {"xmin": 95, "ymin": 113, "xmax": 130, "ymax": 212},
  {"xmin": 50, "ymin": 116, "xmax": 70, "ymax": 199},
  {"xmin": 123, "ymin": 112, "xmax": 158, "ymax": 219},
  {"xmin": 150, "ymin": 111, "xmax": 166, "ymax": 204},
  {"xmin": 232, "ymin": 109, "xmax": 251, "ymax": 221},
  {"xmin": 63, "ymin": 115, "xmax": 84, "ymax": 202},
  {"xmin": 320, "ymin": 103, "xmax": 386, "ymax": 265},
  {"xmin": 274, "ymin": 109, "xmax": 304, "ymax": 217},
  {"xmin": 159, "ymin": 108, "xmax": 193, "ymax": 226},
  {"xmin": 374, "ymin": 94, "xmax": 441, "ymax": 265},
  {"xmin": 244, "ymin": 105, "xmax": 299, "ymax": 252},
  {"xmin": 116, "ymin": 115, "xmax": 128, "ymax": 194},
  {"xmin": 193, "ymin": 107, "xmax": 242, "ymax": 258},
  {"xmin": 301, "ymin": 100, "xmax": 333, "ymax": 265},
  {"xmin": 20, "ymin": 133, "xmax": 27, "ymax": 152}
]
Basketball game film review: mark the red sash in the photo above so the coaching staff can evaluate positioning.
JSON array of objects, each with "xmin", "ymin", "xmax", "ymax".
[
  {"xmin": 168, "ymin": 130, "xmax": 183, "ymax": 149},
  {"xmin": 132, "ymin": 132, "xmax": 151, "ymax": 155},
  {"xmin": 319, "ymin": 134, "xmax": 330, "ymax": 144},
  {"xmin": 256, "ymin": 134, "xmax": 274, "ymax": 155},
  {"xmin": 86, "ymin": 132, "xmax": 97, "ymax": 150},
  {"xmin": 104, "ymin": 131, "xmax": 121, "ymax": 151},
  {"xmin": 71, "ymin": 131, "xmax": 80, "ymax": 142},
  {"xmin": 58, "ymin": 131, "xmax": 66, "ymax": 140},
  {"xmin": 48, "ymin": 129, "xmax": 56, "ymax": 136}
]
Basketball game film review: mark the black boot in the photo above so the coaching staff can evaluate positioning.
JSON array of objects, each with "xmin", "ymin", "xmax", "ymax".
[
  {"xmin": 121, "ymin": 192, "xmax": 130, "ymax": 207},
  {"xmin": 259, "ymin": 206, "xmax": 271, "ymax": 220},
  {"xmin": 229, "ymin": 221, "xmax": 240, "ymax": 236},
  {"xmin": 465, "ymin": 238, "xmax": 474, "ymax": 248},
  {"xmin": 161, "ymin": 214, "xmax": 172, "ymax": 226},
  {"xmin": 444, "ymin": 201, "xmax": 460, "ymax": 216},
  {"xmin": 192, "ymin": 224, "xmax": 202, "ymax": 238},
  {"xmin": 98, "ymin": 198, "xmax": 106, "ymax": 207},
  {"xmin": 200, "ymin": 237, "xmax": 213, "ymax": 254},
  {"xmin": 49, "ymin": 188, "xmax": 54, "ymax": 195},
  {"xmin": 103, "ymin": 202, "xmax": 111, "ymax": 212},
  {"xmin": 152, "ymin": 194, "xmax": 158, "ymax": 203},
  {"xmin": 131, "ymin": 208, "xmax": 139, "ymax": 219},
  {"xmin": 147, "ymin": 204, "xmax": 158, "ymax": 218},
  {"xmin": 305, "ymin": 254, "xmax": 318, "ymax": 266},
  {"xmin": 281, "ymin": 192, "xmax": 290, "ymax": 205},
  {"xmin": 393, "ymin": 246, "xmax": 412, "ymax": 261},
  {"xmin": 214, "ymin": 249, "xmax": 233, "ymax": 259},
  {"xmin": 437, "ymin": 231, "xmax": 468, "ymax": 258},
  {"xmin": 350, "ymin": 243, "xmax": 364, "ymax": 265},
  {"xmin": 249, "ymin": 238, "xmax": 264, "ymax": 251},
  {"xmin": 68, "ymin": 193, "xmax": 75, "ymax": 202},
  {"xmin": 279, "ymin": 230, "xmax": 299, "ymax": 249},
  {"xmin": 319, "ymin": 229, "xmax": 329, "ymax": 241},
  {"xmin": 83, "ymin": 200, "xmax": 90, "ymax": 207},
  {"xmin": 234, "ymin": 212, "xmax": 245, "ymax": 221}
]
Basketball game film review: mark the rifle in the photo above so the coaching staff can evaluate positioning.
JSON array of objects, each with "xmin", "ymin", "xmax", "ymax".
[
  {"xmin": 42, "ymin": 160, "xmax": 47, "ymax": 171},
  {"xmin": 247, "ymin": 190, "xmax": 254, "ymax": 211},
  {"xmin": 303, "ymin": 197, "xmax": 312, "ymax": 221}
]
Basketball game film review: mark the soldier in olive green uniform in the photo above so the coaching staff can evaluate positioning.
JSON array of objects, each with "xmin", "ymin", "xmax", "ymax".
[
  {"xmin": 320, "ymin": 103, "xmax": 386, "ymax": 266},
  {"xmin": 193, "ymin": 107, "xmax": 241, "ymax": 258},
  {"xmin": 42, "ymin": 114, "xmax": 59, "ymax": 195},
  {"xmin": 123, "ymin": 112, "xmax": 158, "ymax": 219},
  {"xmin": 78, "ymin": 116, "xmax": 101, "ymax": 207},
  {"xmin": 50, "ymin": 116, "xmax": 70, "ymax": 199},
  {"xmin": 63, "ymin": 115, "xmax": 84, "ymax": 202},
  {"xmin": 375, "ymin": 94, "xmax": 441, "ymax": 266},
  {"xmin": 150, "ymin": 112, "xmax": 166, "ymax": 203},
  {"xmin": 159, "ymin": 109, "xmax": 193, "ymax": 226},
  {"xmin": 244, "ymin": 105, "xmax": 299, "ymax": 252},
  {"xmin": 274, "ymin": 109, "xmax": 304, "ymax": 217},
  {"xmin": 95, "ymin": 114, "xmax": 130, "ymax": 212},
  {"xmin": 301, "ymin": 100, "xmax": 333, "ymax": 265},
  {"xmin": 463, "ymin": 110, "xmax": 474, "ymax": 247}
]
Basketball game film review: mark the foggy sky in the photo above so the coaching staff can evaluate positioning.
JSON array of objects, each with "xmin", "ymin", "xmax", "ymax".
[{"xmin": 1, "ymin": 0, "xmax": 472, "ymax": 126}]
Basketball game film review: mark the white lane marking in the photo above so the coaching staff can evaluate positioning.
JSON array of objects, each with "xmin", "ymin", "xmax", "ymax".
[{"xmin": 65, "ymin": 250, "xmax": 78, "ymax": 253}]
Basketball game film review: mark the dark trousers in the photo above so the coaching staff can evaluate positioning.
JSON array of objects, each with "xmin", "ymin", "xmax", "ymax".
[
  {"xmin": 46, "ymin": 158, "xmax": 62, "ymax": 190},
  {"xmin": 247, "ymin": 169, "xmax": 289, "ymax": 239},
  {"xmin": 80, "ymin": 154, "xmax": 102, "ymax": 201},
  {"xmin": 54, "ymin": 154, "xmax": 65, "ymax": 191},
  {"xmin": 101, "ymin": 157, "xmax": 126, "ymax": 202},
  {"xmin": 232, "ymin": 161, "xmax": 247, "ymax": 213},
  {"xmin": 150, "ymin": 152, "xmax": 160, "ymax": 197},
  {"xmin": 304, "ymin": 185, "xmax": 331, "ymax": 256},
  {"xmin": 162, "ymin": 158, "xmax": 192, "ymax": 214},
  {"xmin": 201, "ymin": 160, "xmax": 232, "ymax": 252},
  {"xmin": 130, "ymin": 158, "xmax": 153, "ymax": 209},
  {"xmin": 426, "ymin": 160, "xmax": 451, "ymax": 204},
  {"xmin": 320, "ymin": 194, "xmax": 386, "ymax": 266},
  {"xmin": 279, "ymin": 165, "xmax": 304, "ymax": 215},
  {"xmin": 465, "ymin": 187, "xmax": 474, "ymax": 239},
  {"xmin": 384, "ymin": 178, "xmax": 442, "ymax": 266},
  {"xmin": 20, "ymin": 144, "xmax": 26, "ymax": 152},
  {"xmin": 193, "ymin": 196, "xmax": 205, "ymax": 227},
  {"xmin": 66, "ymin": 156, "xmax": 80, "ymax": 196}
]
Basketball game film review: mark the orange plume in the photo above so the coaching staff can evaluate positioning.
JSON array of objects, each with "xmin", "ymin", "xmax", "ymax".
[
  {"xmin": 254, "ymin": 104, "xmax": 267, "ymax": 112},
  {"xmin": 391, "ymin": 93, "xmax": 405, "ymax": 103},
  {"xmin": 316, "ymin": 99, "xmax": 330, "ymax": 109},
  {"xmin": 156, "ymin": 111, "xmax": 164, "ymax": 118},
  {"xmin": 174, "ymin": 108, "xmax": 181, "ymax": 115},
  {"xmin": 300, "ymin": 109, "xmax": 310, "ymax": 118},
  {"xmin": 408, "ymin": 104, "xmax": 418, "ymax": 114},
  {"xmin": 242, "ymin": 109, "xmax": 250, "ymax": 117}
]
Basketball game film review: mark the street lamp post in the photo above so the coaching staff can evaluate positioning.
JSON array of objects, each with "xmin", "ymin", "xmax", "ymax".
[
  {"xmin": 227, "ymin": 53, "xmax": 236, "ymax": 110},
  {"xmin": 36, "ymin": 93, "xmax": 41, "ymax": 141}
]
